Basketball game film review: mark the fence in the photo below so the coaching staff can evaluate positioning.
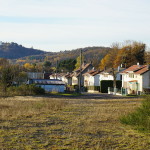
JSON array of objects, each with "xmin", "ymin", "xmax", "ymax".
[{"xmin": 108, "ymin": 87, "xmax": 125, "ymax": 95}]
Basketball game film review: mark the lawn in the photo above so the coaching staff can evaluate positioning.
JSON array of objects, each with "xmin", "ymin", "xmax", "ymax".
[{"xmin": 0, "ymin": 95, "xmax": 150, "ymax": 149}]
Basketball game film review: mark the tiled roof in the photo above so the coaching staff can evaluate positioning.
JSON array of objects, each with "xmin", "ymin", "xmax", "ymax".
[
  {"xmin": 74, "ymin": 63, "xmax": 92, "ymax": 77},
  {"xmin": 121, "ymin": 65, "xmax": 149, "ymax": 75},
  {"xmin": 134, "ymin": 66, "xmax": 149, "ymax": 75},
  {"xmin": 83, "ymin": 70, "xmax": 101, "ymax": 76}
]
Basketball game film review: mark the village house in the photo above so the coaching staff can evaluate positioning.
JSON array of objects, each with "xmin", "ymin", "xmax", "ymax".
[
  {"xmin": 83, "ymin": 70, "xmax": 101, "ymax": 86},
  {"xmin": 72, "ymin": 63, "xmax": 93, "ymax": 86},
  {"xmin": 83, "ymin": 69, "xmax": 101, "ymax": 92},
  {"xmin": 120, "ymin": 65, "xmax": 150, "ymax": 94}
]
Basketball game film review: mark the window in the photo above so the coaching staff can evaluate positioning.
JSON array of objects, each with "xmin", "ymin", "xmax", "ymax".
[
  {"xmin": 104, "ymin": 74, "xmax": 108, "ymax": 77},
  {"xmin": 129, "ymin": 73, "xmax": 134, "ymax": 78}
]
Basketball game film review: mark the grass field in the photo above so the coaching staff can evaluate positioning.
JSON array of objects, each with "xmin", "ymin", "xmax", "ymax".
[{"xmin": 0, "ymin": 95, "xmax": 150, "ymax": 150}]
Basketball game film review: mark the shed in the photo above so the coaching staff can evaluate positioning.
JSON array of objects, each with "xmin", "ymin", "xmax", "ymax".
[{"xmin": 27, "ymin": 79, "xmax": 66, "ymax": 93}]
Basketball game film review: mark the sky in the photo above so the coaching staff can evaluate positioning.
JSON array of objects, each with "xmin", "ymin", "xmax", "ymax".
[{"xmin": 0, "ymin": 0, "xmax": 150, "ymax": 52}]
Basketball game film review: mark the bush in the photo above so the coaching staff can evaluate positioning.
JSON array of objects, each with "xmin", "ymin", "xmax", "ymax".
[
  {"xmin": 120, "ymin": 95, "xmax": 150, "ymax": 132},
  {"xmin": 7, "ymin": 84, "xmax": 45, "ymax": 96}
]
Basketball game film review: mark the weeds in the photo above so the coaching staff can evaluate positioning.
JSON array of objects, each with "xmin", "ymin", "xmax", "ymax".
[
  {"xmin": 120, "ymin": 95, "xmax": 150, "ymax": 132},
  {"xmin": 0, "ymin": 96, "xmax": 150, "ymax": 149}
]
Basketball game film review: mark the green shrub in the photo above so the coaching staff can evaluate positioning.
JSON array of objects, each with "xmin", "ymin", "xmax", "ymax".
[
  {"xmin": 7, "ymin": 84, "xmax": 45, "ymax": 96},
  {"xmin": 120, "ymin": 95, "xmax": 150, "ymax": 132}
]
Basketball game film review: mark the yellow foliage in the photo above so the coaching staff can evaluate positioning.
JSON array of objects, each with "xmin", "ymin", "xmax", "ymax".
[{"xmin": 23, "ymin": 63, "xmax": 34, "ymax": 70}]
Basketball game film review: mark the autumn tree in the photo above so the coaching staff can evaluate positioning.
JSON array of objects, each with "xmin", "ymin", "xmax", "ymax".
[
  {"xmin": 0, "ymin": 64, "xmax": 20, "ymax": 92},
  {"xmin": 100, "ymin": 41, "xmax": 146, "ymax": 69},
  {"xmin": 100, "ymin": 43, "xmax": 120, "ymax": 70},
  {"xmin": 75, "ymin": 55, "xmax": 84, "ymax": 70},
  {"xmin": 23, "ymin": 63, "xmax": 35, "ymax": 71}
]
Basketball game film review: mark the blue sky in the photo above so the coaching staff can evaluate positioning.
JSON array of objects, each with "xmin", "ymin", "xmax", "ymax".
[{"xmin": 0, "ymin": 0, "xmax": 150, "ymax": 52}]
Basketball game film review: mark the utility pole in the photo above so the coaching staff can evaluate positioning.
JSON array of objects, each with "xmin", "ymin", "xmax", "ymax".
[
  {"xmin": 56, "ymin": 60, "xmax": 58, "ymax": 79},
  {"xmin": 79, "ymin": 49, "xmax": 82, "ymax": 93}
]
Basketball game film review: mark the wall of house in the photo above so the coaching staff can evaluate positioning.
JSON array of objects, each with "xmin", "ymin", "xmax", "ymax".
[
  {"xmin": 116, "ymin": 73, "xmax": 122, "ymax": 80},
  {"xmin": 72, "ymin": 76, "xmax": 78, "ymax": 85},
  {"xmin": 122, "ymin": 73, "xmax": 143, "ymax": 93},
  {"xmin": 143, "ymin": 71, "xmax": 150, "ymax": 89},
  {"xmin": 100, "ymin": 74, "xmax": 114, "ymax": 81},
  {"xmin": 94, "ymin": 74, "xmax": 100, "ymax": 86},
  {"xmin": 84, "ymin": 75, "xmax": 90, "ymax": 86},
  {"xmin": 89, "ymin": 76, "xmax": 94, "ymax": 86}
]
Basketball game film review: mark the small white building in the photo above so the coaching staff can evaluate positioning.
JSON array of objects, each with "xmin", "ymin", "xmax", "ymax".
[
  {"xmin": 120, "ymin": 65, "xmax": 150, "ymax": 94},
  {"xmin": 27, "ymin": 79, "xmax": 66, "ymax": 93}
]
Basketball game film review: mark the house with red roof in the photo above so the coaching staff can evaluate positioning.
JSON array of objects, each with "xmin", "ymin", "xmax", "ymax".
[
  {"xmin": 120, "ymin": 64, "xmax": 150, "ymax": 94},
  {"xmin": 72, "ymin": 63, "xmax": 93, "ymax": 86},
  {"xmin": 83, "ymin": 69, "xmax": 101, "ymax": 92},
  {"xmin": 83, "ymin": 70, "xmax": 101, "ymax": 86}
]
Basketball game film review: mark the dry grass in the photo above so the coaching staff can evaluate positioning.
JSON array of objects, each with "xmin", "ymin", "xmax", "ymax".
[{"xmin": 0, "ymin": 96, "xmax": 150, "ymax": 149}]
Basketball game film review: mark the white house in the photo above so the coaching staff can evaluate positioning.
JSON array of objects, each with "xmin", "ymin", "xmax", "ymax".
[
  {"xmin": 83, "ymin": 70, "xmax": 101, "ymax": 86},
  {"xmin": 83, "ymin": 70, "xmax": 101, "ymax": 92},
  {"xmin": 27, "ymin": 79, "xmax": 66, "ymax": 93},
  {"xmin": 120, "ymin": 65, "xmax": 150, "ymax": 94}
]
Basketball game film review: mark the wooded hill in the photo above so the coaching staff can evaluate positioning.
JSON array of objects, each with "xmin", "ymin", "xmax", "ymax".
[
  {"xmin": 0, "ymin": 42, "xmax": 111, "ymax": 68},
  {"xmin": 0, "ymin": 42, "xmax": 45, "ymax": 59},
  {"xmin": 17, "ymin": 46, "xmax": 111, "ymax": 68}
]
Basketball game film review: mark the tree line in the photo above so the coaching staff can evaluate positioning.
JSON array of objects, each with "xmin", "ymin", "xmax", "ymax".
[{"xmin": 100, "ymin": 41, "xmax": 150, "ymax": 70}]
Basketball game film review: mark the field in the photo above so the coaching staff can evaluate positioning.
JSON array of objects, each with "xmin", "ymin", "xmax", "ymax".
[{"xmin": 0, "ymin": 94, "xmax": 150, "ymax": 150}]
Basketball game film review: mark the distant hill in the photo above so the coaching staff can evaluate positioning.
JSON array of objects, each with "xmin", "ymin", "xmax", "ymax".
[
  {"xmin": 22, "ymin": 46, "xmax": 111, "ymax": 68},
  {"xmin": 0, "ymin": 41, "xmax": 111, "ymax": 68},
  {"xmin": 0, "ymin": 42, "xmax": 45, "ymax": 59}
]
